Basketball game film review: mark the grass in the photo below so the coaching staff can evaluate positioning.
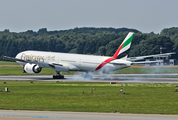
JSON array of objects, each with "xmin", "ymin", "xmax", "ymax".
[
  {"xmin": 0, "ymin": 67, "xmax": 57, "ymax": 75},
  {"xmin": 0, "ymin": 81, "xmax": 178, "ymax": 114},
  {"xmin": 0, "ymin": 61, "xmax": 19, "ymax": 65},
  {"xmin": 1, "ymin": 61, "xmax": 178, "ymax": 114}
]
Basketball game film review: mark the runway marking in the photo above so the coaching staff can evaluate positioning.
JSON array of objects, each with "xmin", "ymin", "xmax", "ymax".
[
  {"xmin": 32, "ymin": 116, "xmax": 60, "ymax": 119},
  {"xmin": 0, "ymin": 110, "xmax": 178, "ymax": 120},
  {"xmin": 0, "ymin": 114, "xmax": 61, "ymax": 119}
]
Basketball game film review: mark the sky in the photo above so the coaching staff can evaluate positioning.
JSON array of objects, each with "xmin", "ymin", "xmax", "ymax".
[{"xmin": 0, "ymin": 0, "xmax": 178, "ymax": 33}]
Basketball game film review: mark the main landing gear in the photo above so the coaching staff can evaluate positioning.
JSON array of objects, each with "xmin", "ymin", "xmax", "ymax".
[{"xmin": 53, "ymin": 72, "xmax": 64, "ymax": 79}]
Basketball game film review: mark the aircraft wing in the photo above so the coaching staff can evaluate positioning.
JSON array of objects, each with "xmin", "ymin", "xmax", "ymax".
[
  {"xmin": 127, "ymin": 52, "xmax": 176, "ymax": 62},
  {"xmin": 4, "ymin": 56, "xmax": 52, "ymax": 67},
  {"xmin": 3, "ymin": 56, "xmax": 69, "ymax": 72}
]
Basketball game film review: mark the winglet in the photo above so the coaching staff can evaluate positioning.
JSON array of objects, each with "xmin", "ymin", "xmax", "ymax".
[{"xmin": 113, "ymin": 32, "xmax": 134, "ymax": 60}]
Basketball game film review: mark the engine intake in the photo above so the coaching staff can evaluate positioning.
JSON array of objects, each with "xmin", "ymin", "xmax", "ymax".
[{"xmin": 24, "ymin": 63, "xmax": 42, "ymax": 74}]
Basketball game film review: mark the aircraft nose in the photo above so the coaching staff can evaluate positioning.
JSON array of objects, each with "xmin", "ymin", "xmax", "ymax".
[{"xmin": 15, "ymin": 52, "xmax": 22, "ymax": 59}]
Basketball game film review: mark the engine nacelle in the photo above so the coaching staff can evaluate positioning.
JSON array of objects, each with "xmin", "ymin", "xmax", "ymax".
[{"xmin": 24, "ymin": 63, "xmax": 42, "ymax": 74}]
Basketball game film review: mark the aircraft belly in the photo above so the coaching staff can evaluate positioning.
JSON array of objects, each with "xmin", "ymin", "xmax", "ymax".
[
  {"xmin": 96, "ymin": 64, "xmax": 129, "ymax": 73},
  {"xmin": 75, "ymin": 63, "xmax": 98, "ymax": 72}
]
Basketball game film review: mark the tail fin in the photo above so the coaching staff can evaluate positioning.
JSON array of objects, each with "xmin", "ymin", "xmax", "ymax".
[{"xmin": 112, "ymin": 32, "xmax": 134, "ymax": 60}]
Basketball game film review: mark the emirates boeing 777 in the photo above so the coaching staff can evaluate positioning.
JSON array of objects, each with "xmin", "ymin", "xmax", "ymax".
[{"xmin": 4, "ymin": 32, "xmax": 134, "ymax": 79}]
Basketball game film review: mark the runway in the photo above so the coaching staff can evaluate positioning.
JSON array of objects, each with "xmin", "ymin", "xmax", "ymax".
[
  {"xmin": 0, "ymin": 110, "xmax": 178, "ymax": 120},
  {"xmin": 0, "ymin": 74, "xmax": 178, "ymax": 83}
]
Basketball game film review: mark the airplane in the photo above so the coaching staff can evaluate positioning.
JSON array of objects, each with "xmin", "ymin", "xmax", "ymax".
[{"xmin": 3, "ymin": 32, "xmax": 134, "ymax": 79}]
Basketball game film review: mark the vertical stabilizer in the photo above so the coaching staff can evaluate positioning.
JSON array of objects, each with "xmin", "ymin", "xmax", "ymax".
[
  {"xmin": 95, "ymin": 32, "xmax": 134, "ymax": 71},
  {"xmin": 112, "ymin": 32, "xmax": 134, "ymax": 60}
]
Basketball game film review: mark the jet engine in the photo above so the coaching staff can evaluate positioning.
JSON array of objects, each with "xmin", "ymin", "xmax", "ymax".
[{"xmin": 24, "ymin": 63, "xmax": 42, "ymax": 74}]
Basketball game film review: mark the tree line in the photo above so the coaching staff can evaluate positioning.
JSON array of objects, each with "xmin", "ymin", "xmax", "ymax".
[{"xmin": 0, "ymin": 27, "xmax": 178, "ymax": 60}]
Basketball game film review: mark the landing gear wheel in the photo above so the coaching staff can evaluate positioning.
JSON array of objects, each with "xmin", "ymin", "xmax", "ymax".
[
  {"xmin": 53, "ymin": 75, "xmax": 64, "ymax": 79},
  {"xmin": 53, "ymin": 72, "xmax": 64, "ymax": 79}
]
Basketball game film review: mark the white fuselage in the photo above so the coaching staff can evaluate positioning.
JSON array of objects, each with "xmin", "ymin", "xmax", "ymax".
[{"xmin": 15, "ymin": 50, "xmax": 132, "ymax": 73}]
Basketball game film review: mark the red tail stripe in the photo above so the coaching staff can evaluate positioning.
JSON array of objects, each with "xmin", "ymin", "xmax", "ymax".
[
  {"xmin": 104, "ymin": 57, "xmax": 115, "ymax": 63},
  {"xmin": 95, "ymin": 41, "xmax": 124, "ymax": 71},
  {"xmin": 95, "ymin": 62, "xmax": 107, "ymax": 71},
  {"xmin": 113, "ymin": 43, "xmax": 124, "ymax": 59},
  {"xmin": 95, "ymin": 57, "xmax": 115, "ymax": 71}
]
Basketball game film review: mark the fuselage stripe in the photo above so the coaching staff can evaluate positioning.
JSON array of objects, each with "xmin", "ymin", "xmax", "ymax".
[
  {"xmin": 113, "ymin": 43, "xmax": 124, "ymax": 59},
  {"xmin": 95, "ymin": 57, "xmax": 115, "ymax": 71}
]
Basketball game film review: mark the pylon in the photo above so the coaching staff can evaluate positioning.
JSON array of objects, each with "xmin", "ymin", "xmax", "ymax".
[{"xmin": 120, "ymin": 87, "xmax": 123, "ymax": 93}]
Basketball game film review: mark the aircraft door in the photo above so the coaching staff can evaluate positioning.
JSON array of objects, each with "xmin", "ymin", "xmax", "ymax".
[
  {"xmin": 57, "ymin": 57, "xmax": 60, "ymax": 63},
  {"xmin": 78, "ymin": 59, "xmax": 82, "ymax": 66},
  {"xmin": 80, "ymin": 59, "xmax": 82, "ymax": 65}
]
